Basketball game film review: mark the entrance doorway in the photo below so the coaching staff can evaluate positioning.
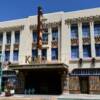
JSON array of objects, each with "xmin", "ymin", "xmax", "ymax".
[
  {"xmin": 79, "ymin": 77, "xmax": 89, "ymax": 94},
  {"xmin": 24, "ymin": 70, "xmax": 62, "ymax": 95}
]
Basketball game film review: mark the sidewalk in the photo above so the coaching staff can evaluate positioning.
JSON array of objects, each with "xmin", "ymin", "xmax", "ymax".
[
  {"xmin": 58, "ymin": 94, "xmax": 100, "ymax": 99},
  {"xmin": 0, "ymin": 95, "xmax": 57, "ymax": 100}
]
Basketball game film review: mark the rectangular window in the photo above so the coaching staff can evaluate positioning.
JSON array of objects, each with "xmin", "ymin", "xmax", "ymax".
[
  {"xmin": 71, "ymin": 46, "xmax": 79, "ymax": 59},
  {"xmin": 32, "ymin": 49, "xmax": 37, "ymax": 58},
  {"xmin": 95, "ymin": 44, "xmax": 100, "ymax": 57},
  {"xmin": 6, "ymin": 32, "xmax": 11, "ymax": 44},
  {"xmin": 42, "ymin": 34, "xmax": 48, "ymax": 42},
  {"xmin": 51, "ymin": 48, "xmax": 58, "ymax": 60},
  {"xmin": 13, "ymin": 50, "xmax": 19, "ymax": 61},
  {"xmin": 42, "ymin": 49, "xmax": 47, "ymax": 60},
  {"xmin": 0, "ymin": 33, "xmax": 3, "ymax": 44},
  {"xmin": 71, "ymin": 24, "xmax": 78, "ymax": 39},
  {"xmin": 52, "ymin": 27, "xmax": 58, "ymax": 41},
  {"xmin": 15, "ymin": 31, "xmax": 20, "ymax": 43},
  {"xmin": 94, "ymin": 23, "xmax": 100, "ymax": 37},
  {"xmin": 33, "ymin": 31, "xmax": 37, "ymax": 43},
  {"xmin": 82, "ymin": 24, "xmax": 90, "ymax": 38},
  {"xmin": 5, "ymin": 51, "xmax": 10, "ymax": 61},
  {"xmin": 83, "ymin": 45, "xmax": 91, "ymax": 57}
]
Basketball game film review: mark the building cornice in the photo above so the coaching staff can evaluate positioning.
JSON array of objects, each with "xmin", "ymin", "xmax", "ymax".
[
  {"xmin": 0, "ymin": 25, "xmax": 24, "ymax": 32},
  {"xmin": 65, "ymin": 15, "xmax": 100, "ymax": 24},
  {"xmin": 30, "ymin": 21, "xmax": 61, "ymax": 30}
]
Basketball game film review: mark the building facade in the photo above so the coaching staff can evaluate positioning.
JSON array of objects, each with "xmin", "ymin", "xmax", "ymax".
[{"xmin": 0, "ymin": 7, "xmax": 100, "ymax": 94}]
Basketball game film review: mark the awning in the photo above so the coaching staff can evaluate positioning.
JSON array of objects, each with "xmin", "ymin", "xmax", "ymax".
[
  {"xmin": 9, "ymin": 63, "xmax": 68, "ymax": 72},
  {"xmin": 70, "ymin": 68, "xmax": 100, "ymax": 76}
]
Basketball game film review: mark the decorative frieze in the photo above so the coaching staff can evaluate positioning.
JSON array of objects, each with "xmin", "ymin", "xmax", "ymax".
[
  {"xmin": 95, "ymin": 36, "xmax": 100, "ymax": 43},
  {"xmin": 82, "ymin": 37, "xmax": 91, "ymax": 44},
  {"xmin": 51, "ymin": 40, "xmax": 58, "ymax": 48},
  {"xmin": 71, "ymin": 38, "xmax": 79, "ymax": 45},
  {"xmin": 65, "ymin": 15, "xmax": 100, "ymax": 24},
  {"xmin": 30, "ymin": 21, "xmax": 61, "ymax": 30},
  {"xmin": 13, "ymin": 43, "xmax": 19, "ymax": 50},
  {"xmin": 5, "ymin": 44, "xmax": 11, "ymax": 51},
  {"xmin": 0, "ymin": 25, "xmax": 24, "ymax": 32},
  {"xmin": 42, "ymin": 41, "xmax": 48, "ymax": 45}
]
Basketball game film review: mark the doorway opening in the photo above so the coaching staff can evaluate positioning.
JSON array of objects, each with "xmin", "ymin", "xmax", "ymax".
[
  {"xmin": 24, "ymin": 70, "xmax": 62, "ymax": 95},
  {"xmin": 79, "ymin": 76, "xmax": 89, "ymax": 94}
]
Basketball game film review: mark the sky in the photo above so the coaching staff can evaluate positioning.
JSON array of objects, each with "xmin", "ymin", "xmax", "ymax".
[{"xmin": 0, "ymin": 0, "xmax": 100, "ymax": 21}]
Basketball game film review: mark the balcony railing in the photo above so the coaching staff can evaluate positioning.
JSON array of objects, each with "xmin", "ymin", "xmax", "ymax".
[
  {"xmin": 71, "ymin": 38, "xmax": 79, "ymax": 45},
  {"xmin": 95, "ymin": 35, "xmax": 100, "ymax": 43},
  {"xmin": 5, "ymin": 44, "xmax": 11, "ymax": 51},
  {"xmin": 13, "ymin": 43, "xmax": 19, "ymax": 50},
  {"xmin": 51, "ymin": 40, "xmax": 58, "ymax": 48},
  {"xmin": 42, "ymin": 41, "xmax": 48, "ymax": 45},
  {"xmin": 82, "ymin": 37, "xmax": 91, "ymax": 44}
]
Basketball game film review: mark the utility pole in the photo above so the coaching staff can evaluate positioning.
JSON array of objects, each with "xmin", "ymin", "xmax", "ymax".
[{"xmin": 37, "ymin": 6, "xmax": 43, "ymax": 62}]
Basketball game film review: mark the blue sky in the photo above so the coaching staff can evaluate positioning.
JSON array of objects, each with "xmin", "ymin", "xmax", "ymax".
[{"xmin": 0, "ymin": 0, "xmax": 100, "ymax": 21}]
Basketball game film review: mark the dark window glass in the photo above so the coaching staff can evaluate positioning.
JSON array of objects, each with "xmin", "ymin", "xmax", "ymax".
[
  {"xmin": 15, "ymin": 31, "xmax": 20, "ymax": 43},
  {"xmin": 95, "ymin": 44, "xmax": 100, "ymax": 57},
  {"xmin": 42, "ymin": 34, "xmax": 48, "ymax": 42},
  {"xmin": 0, "ymin": 33, "xmax": 3, "ymax": 44},
  {"xmin": 51, "ymin": 48, "xmax": 58, "ymax": 60},
  {"xmin": 5, "ymin": 51, "xmax": 10, "ymax": 61},
  {"xmin": 83, "ymin": 45, "xmax": 91, "ymax": 57},
  {"xmin": 94, "ymin": 23, "xmax": 100, "ymax": 36},
  {"xmin": 71, "ymin": 46, "xmax": 79, "ymax": 59},
  {"xmin": 33, "ymin": 31, "xmax": 37, "ymax": 43},
  {"xmin": 6, "ymin": 32, "xmax": 11, "ymax": 44},
  {"xmin": 13, "ymin": 50, "xmax": 19, "ymax": 61},
  {"xmin": 52, "ymin": 27, "xmax": 58, "ymax": 41},
  {"xmin": 42, "ymin": 49, "xmax": 47, "ymax": 59},
  {"xmin": 71, "ymin": 24, "xmax": 78, "ymax": 39},
  {"xmin": 32, "ymin": 49, "xmax": 37, "ymax": 58},
  {"xmin": 82, "ymin": 24, "xmax": 90, "ymax": 38}
]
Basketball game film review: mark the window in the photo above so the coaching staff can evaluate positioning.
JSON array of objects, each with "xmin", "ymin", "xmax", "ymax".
[
  {"xmin": 71, "ymin": 46, "xmax": 79, "ymax": 59},
  {"xmin": 82, "ymin": 24, "xmax": 90, "ymax": 38},
  {"xmin": 71, "ymin": 24, "xmax": 78, "ymax": 39},
  {"xmin": 51, "ymin": 48, "xmax": 58, "ymax": 60},
  {"xmin": 5, "ymin": 51, "xmax": 10, "ymax": 61},
  {"xmin": 32, "ymin": 49, "xmax": 37, "ymax": 58},
  {"xmin": 42, "ymin": 34, "xmax": 48, "ymax": 42},
  {"xmin": 15, "ymin": 31, "xmax": 20, "ymax": 43},
  {"xmin": 13, "ymin": 50, "xmax": 19, "ymax": 61},
  {"xmin": 0, "ymin": 51, "xmax": 2, "ymax": 62},
  {"xmin": 83, "ymin": 45, "xmax": 91, "ymax": 57},
  {"xmin": 0, "ymin": 33, "xmax": 3, "ymax": 44},
  {"xmin": 6, "ymin": 32, "xmax": 11, "ymax": 44},
  {"xmin": 95, "ymin": 44, "xmax": 100, "ymax": 57},
  {"xmin": 42, "ymin": 49, "xmax": 47, "ymax": 59},
  {"xmin": 52, "ymin": 27, "xmax": 58, "ymax": 41},
  {"xmin": 33, "ymin": 31, "xmax": 37, "ymax": 43},
  {"xmin": 94, "ymin": 23, "xmax": 100, "ymax": 36}
]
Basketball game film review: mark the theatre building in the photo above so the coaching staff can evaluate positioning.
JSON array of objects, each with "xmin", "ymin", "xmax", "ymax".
[{"xmin": 1, "ymin": 7, "xmax": 100, "ymax": 94}]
